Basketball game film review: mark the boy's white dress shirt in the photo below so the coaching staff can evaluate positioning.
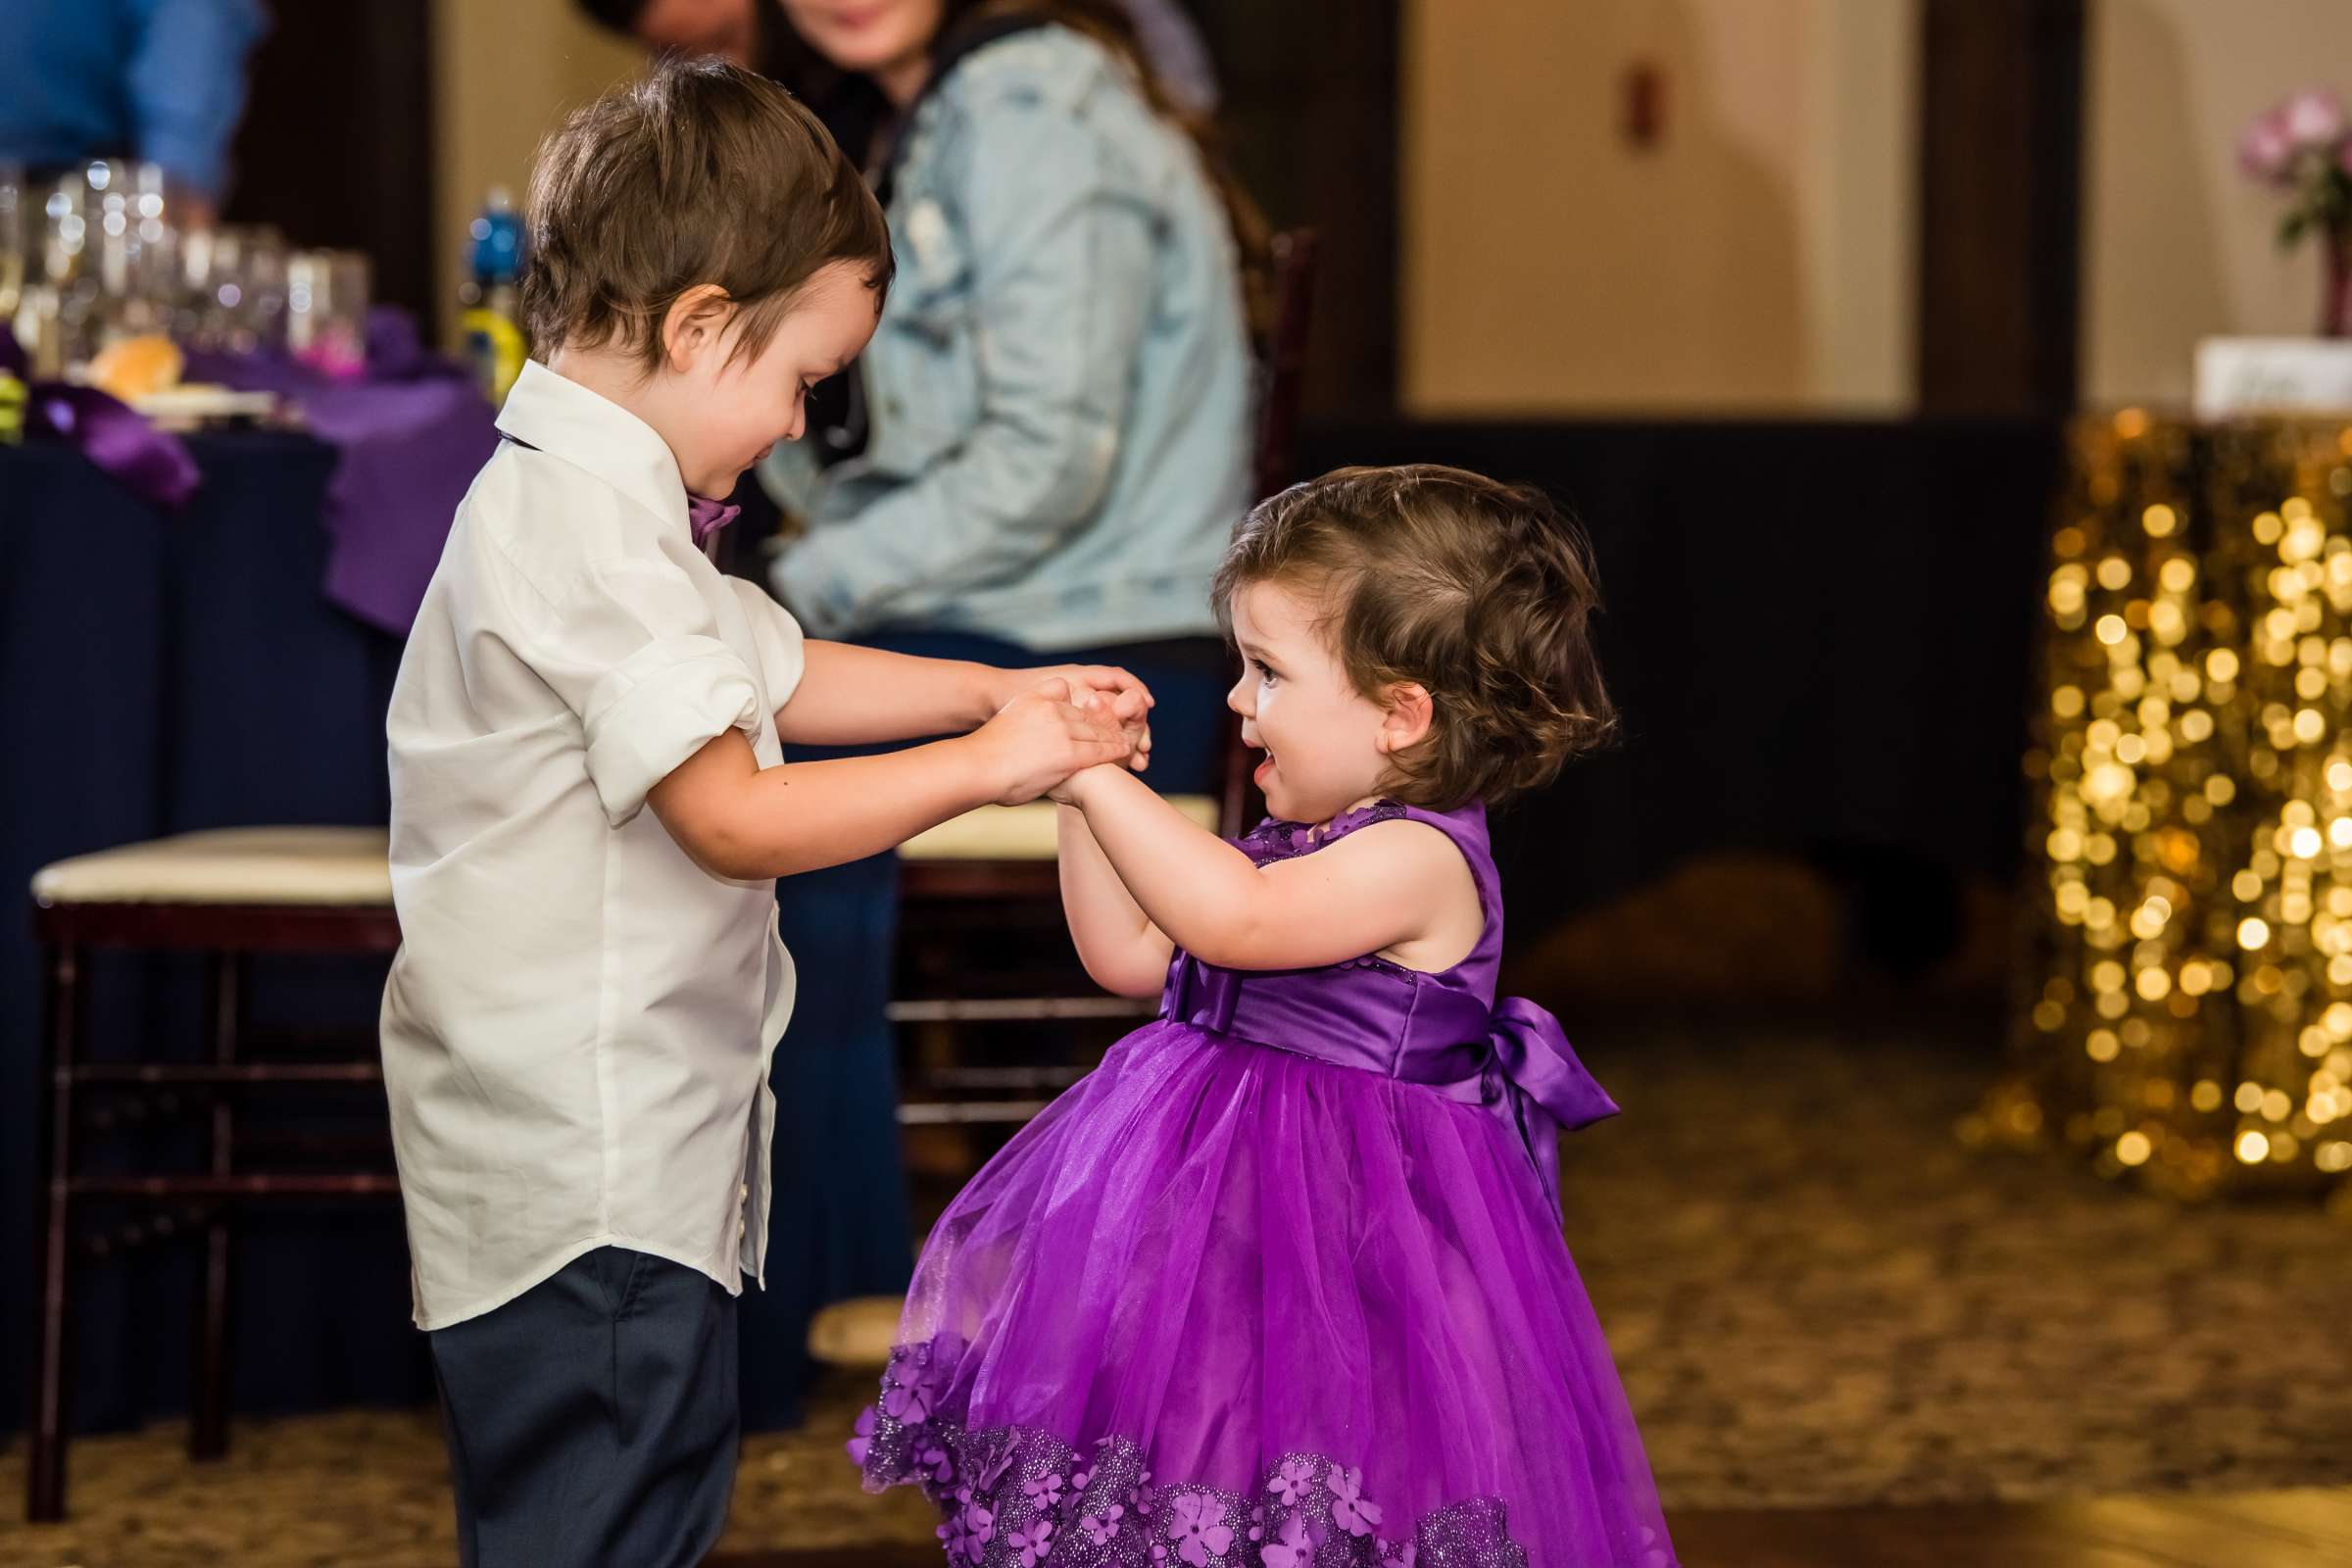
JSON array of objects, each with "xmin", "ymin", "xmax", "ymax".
[{"xmin": 381, "ymin": 360, "xmax": 805, "ymax": 1330}]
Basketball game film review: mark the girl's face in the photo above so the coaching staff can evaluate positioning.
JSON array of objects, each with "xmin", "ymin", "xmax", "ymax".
[
  {"xmin": 779, "ymin": 0, "xmax": 946, "ymax": 100},
  {"xmin": 1227, "ymin": 579, "xmax": 1414, "ymax": 826}
]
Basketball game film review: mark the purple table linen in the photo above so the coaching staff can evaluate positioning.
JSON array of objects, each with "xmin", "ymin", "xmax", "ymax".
[{"xmin": 186, "ymin": 309, "xmax": 498, "ymax": 635}]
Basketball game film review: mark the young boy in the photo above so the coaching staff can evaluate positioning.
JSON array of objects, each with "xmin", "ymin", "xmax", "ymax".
[{"xmin": 378, "ymin": 58, "xmax": 1148, "ymax": 1564}]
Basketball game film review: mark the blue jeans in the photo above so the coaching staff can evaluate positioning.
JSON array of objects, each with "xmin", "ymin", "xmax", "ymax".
[{"xmin": 740, "ymin": 631, "xmax": 1233, "ymax": 1430}]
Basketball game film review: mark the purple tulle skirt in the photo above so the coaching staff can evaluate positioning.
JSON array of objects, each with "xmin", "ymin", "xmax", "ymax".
[{"xmin": 854, "ymin": 1021, "xmax": 1679, "ymax": 1567}]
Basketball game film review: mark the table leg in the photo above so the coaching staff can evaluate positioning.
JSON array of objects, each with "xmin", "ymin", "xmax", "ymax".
[{"xmin": 26, "ymin": 941, "xmax": 82, "ymax": 1522}]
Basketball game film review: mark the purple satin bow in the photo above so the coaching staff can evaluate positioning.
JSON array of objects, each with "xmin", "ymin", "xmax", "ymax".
[
  {"xmin": 1485, "ymin": 996, "xmax": 1621, "ymax": 1225},
  {"xmin": 687, "ymin": 493, "xmax": 741, "ymax": 547},
  {"xmin": 0, "ymin": 335, "xmax": 200, "ymax": 509}
]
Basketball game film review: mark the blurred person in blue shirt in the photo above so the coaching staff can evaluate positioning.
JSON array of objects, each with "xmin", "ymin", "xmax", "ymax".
[{"xmin": 0, "ymin": 0, "xmax": 269, "ymax": 222}]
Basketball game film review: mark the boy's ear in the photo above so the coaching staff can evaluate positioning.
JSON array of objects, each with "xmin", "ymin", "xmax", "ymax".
[
  {"xmin": 1378, "ymin": 682, "xmax": 1434, "ymax": 756},
  {"xmin": 661, "ymin": 284, "xmax": 735, "ymax": 372}
]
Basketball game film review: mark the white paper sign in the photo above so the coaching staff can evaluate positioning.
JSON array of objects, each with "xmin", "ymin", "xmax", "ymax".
[{"xmin": 2194, "ymin": 336, "xmax": 2352, "ymax": 418}]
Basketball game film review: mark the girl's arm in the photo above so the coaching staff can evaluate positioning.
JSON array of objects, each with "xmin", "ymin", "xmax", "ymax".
[
  {"xmin": 776, "ymin": 641, "xmax": 1154, "ymax": 751},
  {"xmin": 1059, "ymin": 765, "xmax": 1468, "ymax": 972},
  {"xmin": 650, "ymin": 686, "xmax": 1129, "ymax": 881},
  {"xmin": 1056, "ymin": 802, "xmax": 1174, "ymax": 996}
]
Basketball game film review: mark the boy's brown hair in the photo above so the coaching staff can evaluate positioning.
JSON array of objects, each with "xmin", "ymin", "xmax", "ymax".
[
  {"xmin": 520, "ymin": 54, "xmax": 892, "ymax": 373},
  {"xmin": 1214, "ymin": 465, "xmax": 1619, "ymax": 809}
]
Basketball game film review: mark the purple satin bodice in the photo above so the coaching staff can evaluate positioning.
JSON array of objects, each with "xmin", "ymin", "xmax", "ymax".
[{"xmin": 1158, "ymin": 799, "xmax": 1618, "ymax": 1218}]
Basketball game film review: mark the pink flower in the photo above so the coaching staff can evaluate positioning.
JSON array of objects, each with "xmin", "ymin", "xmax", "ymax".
[
  {"xmin": 846, "ymin": 1404, "xmax": 875, "ymax": 1467},
  {"xmin": 1260, "ymin": 1515, "xmax": 1313, "ymax": 1568},
  {"xmin": 1266, "ymin": 1458, "xmax": 1316, "ymax": 1506},
  {"xmin": 2284, "ymin": 88, "xmax": 2348, "ymax": 150},
  {"xmin": 2241, "ymin": 110, "xmax": 2296, "ymax": 184},
  {"xmin": 1080, "ymin": 1506, "xmax": 1126, "ymax": 1545},
  {"xmin": 1327, "ymin": 1466, "xmax": 1382, "ymax": 1537},
  {"xmin": 1167, "ymin": 1494, "xmax": 1235, "ymax": 1566},
  {"xmin": 1008, "ymin": 1519, "xmax": 1055, "ymax": 1567}
]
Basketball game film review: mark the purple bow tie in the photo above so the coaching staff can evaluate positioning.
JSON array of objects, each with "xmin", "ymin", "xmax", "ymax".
[{"xmin": 687, "ymin": 492, "xmax": 741, "ymax": 547}]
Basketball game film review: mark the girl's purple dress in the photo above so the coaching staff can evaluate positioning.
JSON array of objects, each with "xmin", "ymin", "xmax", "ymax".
[{"xmin": 853, "ymin": 801, "xmax": 1679, "ymax": 1568}]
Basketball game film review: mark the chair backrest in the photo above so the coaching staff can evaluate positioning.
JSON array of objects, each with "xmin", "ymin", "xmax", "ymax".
[{"xmin": 1218, "ymin": 229, "xmax": 1321, "ymax": 838}]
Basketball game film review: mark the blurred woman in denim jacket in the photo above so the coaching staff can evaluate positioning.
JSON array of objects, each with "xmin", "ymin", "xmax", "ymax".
[{"xmin": 760, "ymin": 0, "xmax": 1257, "ymax": 792}]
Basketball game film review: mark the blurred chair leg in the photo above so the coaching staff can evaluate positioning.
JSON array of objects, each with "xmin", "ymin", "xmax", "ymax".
[
  {"xmin": 26, "ymin": 941, "xmax": 82, "ymax": 1522},
  {"xmin": 190, "ymin": 952, "xmax": 242, "ymax": 1461}
]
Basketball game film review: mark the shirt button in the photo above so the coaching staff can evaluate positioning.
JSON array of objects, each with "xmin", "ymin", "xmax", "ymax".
[{"xmin": 740, "ymin": 1183, "xmax": 751, "ymax": 1201}]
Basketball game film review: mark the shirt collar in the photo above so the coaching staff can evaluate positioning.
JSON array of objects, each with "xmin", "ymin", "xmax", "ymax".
[{"xmin": 495, "ymin": 360, "xmax": 691, "ymax": 535}]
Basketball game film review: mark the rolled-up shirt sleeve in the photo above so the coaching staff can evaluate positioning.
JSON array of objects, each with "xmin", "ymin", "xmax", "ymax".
[
  {"xmin": 507, "ymin": 555, "xmax": 766, "ymax": 828},
  {"xmin": 725, "ymin": 577, "xmax": 808, "ymax": 711}
]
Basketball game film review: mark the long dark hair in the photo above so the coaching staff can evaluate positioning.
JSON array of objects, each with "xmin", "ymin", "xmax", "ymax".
[{"xmin": 766, "ymin": 0, "xmax": 1272, "ymax": 329}]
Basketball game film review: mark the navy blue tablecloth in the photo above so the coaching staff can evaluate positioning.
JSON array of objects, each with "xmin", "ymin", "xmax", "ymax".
[{"xmin": 0, "ymin": 431, "xmax": 427, "ymax": 1437}]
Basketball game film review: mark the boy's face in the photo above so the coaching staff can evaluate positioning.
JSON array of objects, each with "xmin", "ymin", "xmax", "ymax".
[{"xmin": 676, "ymin": 261, "xmax": 881, "ymax": 495}]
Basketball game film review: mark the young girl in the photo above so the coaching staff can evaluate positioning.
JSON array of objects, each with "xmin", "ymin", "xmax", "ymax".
[{"xmin": 852, "ymin": 466, "xmax": 1679, "ymax": 1567}]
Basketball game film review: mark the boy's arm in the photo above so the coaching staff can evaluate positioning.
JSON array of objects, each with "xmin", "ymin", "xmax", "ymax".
[
  {"xmin": 651, "ymin": 685, "xmax": 1129, "ymax": 881},
  {"xmin": 774, "ymin": 640, "xmax": 1154, "ymax": 752},
  {"xmin": 1060, "ymin": 765, "xmax": 1459, "ymax": 972},
  {"xmin": 1056, "ymin": 803, "xmax": 1174, "ymax": 997}
]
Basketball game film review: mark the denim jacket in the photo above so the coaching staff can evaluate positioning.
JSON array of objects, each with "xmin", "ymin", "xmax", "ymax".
[{"xmin": 763, "ymin": 25, "xmax": 1251, "ymax": 650}]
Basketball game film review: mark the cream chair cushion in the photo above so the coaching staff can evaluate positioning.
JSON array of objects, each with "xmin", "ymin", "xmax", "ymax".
[
  {"xmin": 31, "ymin": 827, "xmax": 393, "ymax": 907},
  {"xmin": 898, "ymin": 795, "xmax": 1223, "ymax": 861}
]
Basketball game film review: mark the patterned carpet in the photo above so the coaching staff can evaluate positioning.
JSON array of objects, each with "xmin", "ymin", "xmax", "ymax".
[{"xmin": 4, "ymin": 1023, "xmax": 2346, "ymax": 1567}]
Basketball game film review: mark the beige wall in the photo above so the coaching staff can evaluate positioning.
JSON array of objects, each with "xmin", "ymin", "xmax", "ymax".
[
  {"xmin": 432, "ymin": 0, "xmax": 646, "ymax": 346},
  {"xmin": 1401, "ymin": 0, "xmax": 1919, "ymax": 416},
  {"xmin": 2082, "ymin": 0, "xmax": 2352, "ymax": 406}
]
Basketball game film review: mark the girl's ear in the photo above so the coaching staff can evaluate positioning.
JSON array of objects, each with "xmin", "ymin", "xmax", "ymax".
[
  {"xmin": 660, "ymin": 283, "xmax": 734, "ymax": 373},
  {"xmin": 1377, "ymin": 682, "xmax": 1434, "ymax": 756}
]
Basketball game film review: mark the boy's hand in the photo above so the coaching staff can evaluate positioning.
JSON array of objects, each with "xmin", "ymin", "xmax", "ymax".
[
  {"xmin": 970, "ymin": 679, "xmax": 1134, "ymax": 806},
  {"xmin": 995, "ymin": 664, "xmax": 1153, "ymax": 772}
]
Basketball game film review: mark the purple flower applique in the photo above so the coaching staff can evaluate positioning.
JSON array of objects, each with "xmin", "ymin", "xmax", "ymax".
[
  {"xmin": 847, "ymin": 1404, "xmax": 876, "ymax": 1467},
  {"xmin": 1024, "ymin": 1471, "xmax": 1066, "ymax": 1512},
  {"xmin": 1008, "ymin": 1519, "xmax": 1055, "ymax": 1566},
  {"xmin": 1377, "ymin": 1540, "xmax": 1417, "ymax": 1568},
  {"xmin": 882, "ymin": 1375, "xmax": 933, "ymax": 1426},
  {"xmin": 917, "ymin": 1438, "xmax": 955, "ymax": 1486},
  {"xmin": 1267, "ymin": 1458, "xmax": 1316, "ymax": 1506},
  {"xmin": 1131, "ymin": 1468, "xmax": 1158, "ymax": 1519},
  {"xmin": 1327, "ymin": 1467, "xmax": 1382, "ymax": 1537},
  {"xmin": 1080, "ymin": 1505, "xmax": 1126, "ymax": 1545},
  {"xmin": 1167, "ymin": 1495, "xmax": 1235, "ymax": 1566},
  {"xmin": 955, "ymin": 1489, "xmax": 997, "ymax": 1559},
  {"xmin": 1260, "ymin": 1515, "xmax": 1313, "ymax": 1568}
]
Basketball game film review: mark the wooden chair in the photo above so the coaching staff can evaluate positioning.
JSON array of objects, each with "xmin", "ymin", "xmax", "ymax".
[
  {"xmin": 886, "ymin": 229, "xmax": 1319, "ymax": 1124},
  {"xmin": 803, "ymin": 235, "xmax": 1319, "ymax": 1370},
  {"xmin": 24, "ymin": 827, "xmax": 400, "ymax": 1522}
]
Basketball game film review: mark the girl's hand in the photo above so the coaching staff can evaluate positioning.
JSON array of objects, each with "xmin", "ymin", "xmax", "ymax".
[{"xmin": 969, "ymin": 680, "xmax": 1134, "ymax": 806}]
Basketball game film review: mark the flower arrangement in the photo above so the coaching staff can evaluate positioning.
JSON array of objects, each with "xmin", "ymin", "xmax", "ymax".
[{"xmin": 2240, "ymin": 88, "xmax": 2352, "ymax": 335}]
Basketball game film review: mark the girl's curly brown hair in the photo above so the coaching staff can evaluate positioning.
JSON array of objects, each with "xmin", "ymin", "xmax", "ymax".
[{"xmin": 1213, "ymin": 465, "xmax": 1618, "ymax": 810}]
